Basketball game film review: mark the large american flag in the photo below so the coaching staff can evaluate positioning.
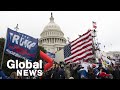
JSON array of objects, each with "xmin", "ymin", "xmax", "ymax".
[{"xmin": 64, "ymin": 30, "xmax": 94, "ymax": 64}]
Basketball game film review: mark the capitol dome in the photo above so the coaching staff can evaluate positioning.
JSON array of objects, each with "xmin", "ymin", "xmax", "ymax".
[
  {"xmin": 40, "ymin": 13, "xmax": 64, "ymax": 38},
  {"xmin": 39, "ymin": 13, "xmax": 66, "ymax": 53}
]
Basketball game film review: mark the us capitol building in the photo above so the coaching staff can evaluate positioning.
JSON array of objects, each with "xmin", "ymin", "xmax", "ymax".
[{"xmin": 39, "ymin": 13, "xmax": 67, "ymax": 53}]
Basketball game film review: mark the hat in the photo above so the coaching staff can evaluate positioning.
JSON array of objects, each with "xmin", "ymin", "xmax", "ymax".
[
  {"xmin": 92, "ymin": 64, "xmax": 96, "ymax": 68},
  {"xmin": 99, "ymin": 72, "xmax": 110, "ymax": 77}
]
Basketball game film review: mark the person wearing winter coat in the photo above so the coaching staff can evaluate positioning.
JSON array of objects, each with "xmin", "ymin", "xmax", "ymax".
[
  {"xmin": 58, "ymin": 65, "xmax": 65, "ymax": 79},
  {"xmin": 78, "ymin": 66, "xmax": 88, "ymax": 79},
  {"xmin": 0, "ymin": 69, "xmax": 12, "ymax": 79},
  {"xmin": 72, "ymin": 64, "xmax": 80, "ymax": 79},
  {"xmin": 65, "ymin": 65, "xmax": 71, "ymax": 79},
  {"xmin": 92, "ymin": 64, "xmax": 100, "ymax": 79},
  {"xmin": 99, "ymin": 68, "xmax": 110, "ymax": 79},
  {"xmin": 87, "ymin": 66, "xmax": 96, "ymax": 79},
  {"xmin": 51, "ymin": 64, "xmax": 60, "ymax": 79},
  {"xmin": 112, "ymin": 66, "xmax": 120, "ymax": 79}
]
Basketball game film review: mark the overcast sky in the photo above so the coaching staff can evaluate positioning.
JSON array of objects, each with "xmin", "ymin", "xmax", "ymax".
[{"xmin": 0, "ymin": 11, "xmax": 120, "ymax": 52}]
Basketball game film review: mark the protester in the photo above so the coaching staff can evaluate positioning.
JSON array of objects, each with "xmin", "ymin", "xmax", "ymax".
[
  {"xmin": 78, "ymin": 65, "xmax": 88, "ymax": 79},
  {"xmin": 65, "ymin": 64, "xmax": 71, "ymax": 79},
  {"xmin": 112, "ymin": 65, "xmax": 120, "ymax": 79},
  {"xmin": 10, "ymin": 72, "xmax": 20, "ymax": 79},
  {"xmin": 51, "ymin": 63, "xmax": 59, "ymax": 79},
  {"xmin": 0, "ymin": 69, "xmax": 12, "ymax": 79},
  {"xmin": 92, "ymin": 64, "xmax": 99, "ymax": 79},
  {"xmin": 58, "ymin": 64, "xmax": 65, "ymax": 79},
  {"xmin": 87, "ymin": 66, "xmax": 96, "ymax": 79},
  {"xmin": 1, "ymin": 59, "xmax": 119, "ymax": 79},
  {"xmin": 99, "ymin": 68, "xmax": 110, "ymax": 79}
]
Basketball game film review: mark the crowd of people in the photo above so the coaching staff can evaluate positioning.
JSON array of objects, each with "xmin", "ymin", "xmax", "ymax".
[
  {"xmin": 42, "ymin": 61, "xmax": 120, "ymax": 79},
  {"xmin": 0, "ymin": 61, "xmax": 120, "ymax": 79}
]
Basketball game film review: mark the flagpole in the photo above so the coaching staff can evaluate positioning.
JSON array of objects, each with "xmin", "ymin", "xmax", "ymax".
[
  {"xmin": 0, "ymin": 28, "xmax": 8, "ymax": 69},
  {"xmin": 93, "ymin": 29, "xmax": 97, "ymax": 63},
  {"xmin": 14, "ymin": 24, "xmax": 19, "ymax": 32},
  {"xmin": 0, "ymin": 46, "xmax": 5, "ymax": 69},
  {"xmin": 1, "ymin": 24, "xmax": 19, "ymax": 69},
  {"xmin": 92, "ymin": 21, "xmax": 97, "ymax": 63},
  {"xmin": 92, "ymin": 22, "xmax": 100, "ymax": 64}
]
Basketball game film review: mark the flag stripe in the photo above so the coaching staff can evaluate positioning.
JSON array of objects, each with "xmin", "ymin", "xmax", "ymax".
[
  {"xmin": 71, "ymin": 34, "xmax": 92, "ymax": 49},
  {"xmin": 71, "ymin": 38, "xmax": 93, "ymax": 53},
  {"xmin": 71, "ymin": 30, "xmax": 92, "ymax": 45},
  {"xmin": 71, "ymin": 51, "xmax": 93, "ymax": 62},
  {"xmin": 73, "ymin": 53, "xmax": 93, "ymax": 62},
  {"xmin": 65, "ymin": 48, "xmax": 93, "ymax": 62},
  {"xmin": 66, "ymin": 53, "xmax": 93, "ymax": 64},
  {"xmin": 64, "ymin": 30, "xmax": 94, "ymax": 63},
  {"xmin": 71, "ymin": 43, "xmax": 93, "ymax": 55},
  {"xmin": 71, "ymin": 35, "xmax": 92, "ymax": 50},
  {"xmin": 71, "ymin": 33, "xmax": 92, "ymax": 47}
]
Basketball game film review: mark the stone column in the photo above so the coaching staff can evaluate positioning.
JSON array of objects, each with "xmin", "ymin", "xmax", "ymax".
[
  {"xmin": 57, "ymin": 38, "xmax": 59, "ymax": 43},
  {"xmin": 58, "ymin": 38, "xmax": 59, "ymax": 43},
  {"xmin": 55, "ymin": 38, "xmax": 56, "ymax": 43},
  {"xmin": 52, "ymin": 38, "xmax": 54, "ymax": 43},
  {"xmin": 56, "ymin": 38, "xmax": 57, "ymax": 43},
  {"xmin": 45, "ymin": 39, "xmax": 46, "ymax": 43},
  {"xmin": 48, "ymin": 38, "xmax": 49, "ymax": 43},
  {"xmin": 47, "ymin": 38, "xmax": 48, "ymax": 43},
  {"xmin": 60, "ymin": 39, "xmax": 61, "ymax": 43},
  {"xmin": 50, "ymin": 38, "xmax": 51, "ymax": 43}
]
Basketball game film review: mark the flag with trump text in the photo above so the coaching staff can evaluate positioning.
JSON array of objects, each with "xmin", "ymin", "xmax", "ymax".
[
  {"xmin": 64, "ymin": 30, "xmax": 94, "ymax": 64},
  {"xmin": 4, "ymin": 28, "xmax": 38, "ymax": 61}
]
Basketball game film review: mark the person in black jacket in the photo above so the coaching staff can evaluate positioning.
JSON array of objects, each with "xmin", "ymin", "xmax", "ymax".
[
  {"xmin": 51, "ymin": 64, "xmax": 60, "ymax": 79},
  {"xmin": 58, "ymin": 64, "xmax": 65, "ymax": 79},
  {"xmin": 112, "ymin": 65, "xmax": 120, "ymax": 79},
  {"xmin": 87, "ymin": 66, "xmax": 96, "ymax": 79}
]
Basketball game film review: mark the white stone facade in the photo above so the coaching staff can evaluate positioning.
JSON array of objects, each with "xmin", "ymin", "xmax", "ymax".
[{"xmin": 39, "ymin": 13, "xmax": 66, "ymax": 53}]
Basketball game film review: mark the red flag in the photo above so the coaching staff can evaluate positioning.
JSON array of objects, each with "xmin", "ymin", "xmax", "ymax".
[
  {"xmin": 93, "ymin": 21, "xmax": 97, "ymax": 29},
  {"xmin": 40, "ymin": 51, "xmax": 53, "ymax": 72}
]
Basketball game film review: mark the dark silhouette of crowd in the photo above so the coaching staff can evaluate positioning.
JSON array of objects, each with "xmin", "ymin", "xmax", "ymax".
[
  {"xmin": 42, "ymin": 61, "xmax": 120, "ymax": 79},
  {"xmin": 0, "ymin": 61, "xmax": 120, "ymax": 79}
]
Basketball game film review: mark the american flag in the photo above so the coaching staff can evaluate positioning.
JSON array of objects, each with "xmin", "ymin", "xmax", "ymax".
[
  {"xmin": 64, "ymin": 30, "xmax": 94, "ymax": 64},
  {"xmin": 93, "ymin": 21, "xmax": 97, "ymax": 29}
]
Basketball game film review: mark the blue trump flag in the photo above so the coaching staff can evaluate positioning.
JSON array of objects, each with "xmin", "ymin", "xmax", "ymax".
[{"xmin": 4, "ymin": 28, "xmax": 38, "ymax": 61}]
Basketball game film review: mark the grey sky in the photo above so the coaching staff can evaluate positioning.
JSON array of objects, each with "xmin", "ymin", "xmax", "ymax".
[{"xmin": 0, "ymin": 11, "xmax": 120, "ymax": 52}]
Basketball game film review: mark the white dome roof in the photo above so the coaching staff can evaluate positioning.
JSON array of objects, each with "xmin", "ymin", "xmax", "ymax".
[
  {"xmin": 40, "ymin": 13, "xmax": 64, "ymax": 37},
  {"xmin": 39, "ymin": 13, "xmax": 67, "ymax": 53},
  {"xmin": 43, "ymin": 22, "xmax": 61, "ymax": 31}
]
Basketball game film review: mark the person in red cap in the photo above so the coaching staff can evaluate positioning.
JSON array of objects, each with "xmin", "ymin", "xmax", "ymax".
[{"xmin": 99, "ymin": 68, "xmax": 110, "ymax": 79}]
